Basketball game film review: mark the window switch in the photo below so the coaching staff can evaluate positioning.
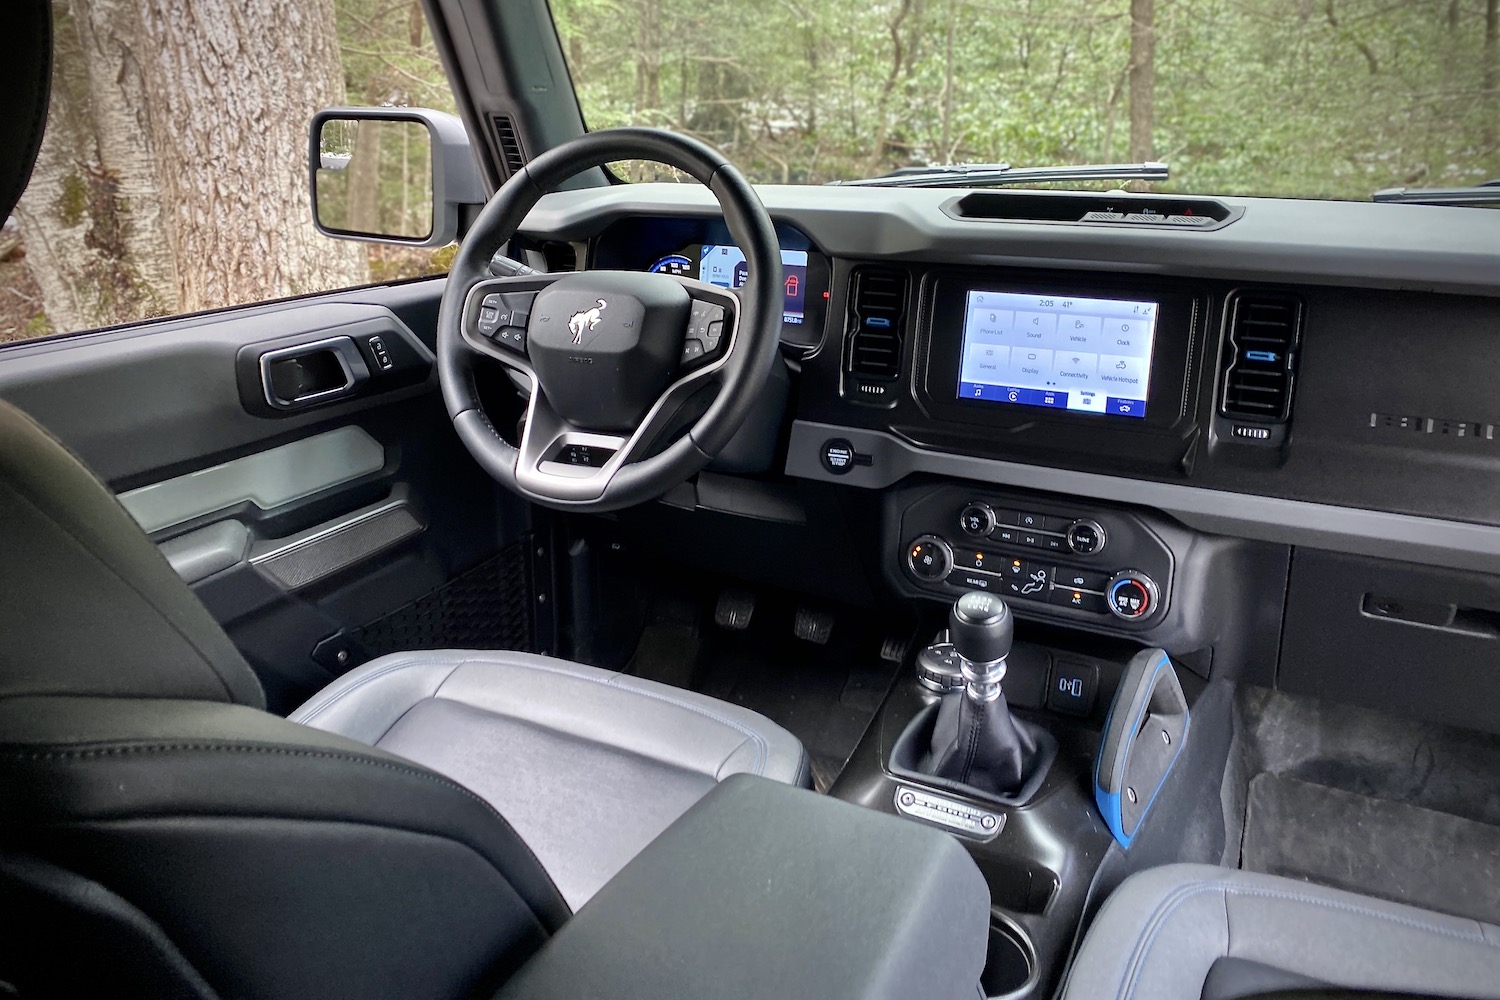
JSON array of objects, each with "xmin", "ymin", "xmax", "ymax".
[{"xmin": 1048, "ymin": 659, "xmax": 1099, "ymax": 716}]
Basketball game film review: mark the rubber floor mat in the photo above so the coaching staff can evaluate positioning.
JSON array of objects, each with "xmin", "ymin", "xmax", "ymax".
[{"xmin": 1242, "ymin": 772, "xmax": 1500, "ymax": 924}]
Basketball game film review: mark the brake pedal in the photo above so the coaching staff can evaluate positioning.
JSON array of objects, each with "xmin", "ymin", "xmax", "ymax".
[
  {"xmin": 714, "ymin": 589, "xmax": 756, "ymax": 630},
  {"xmin": 793, "ymin": 606, "xmax": 834, "ymax": 645}
]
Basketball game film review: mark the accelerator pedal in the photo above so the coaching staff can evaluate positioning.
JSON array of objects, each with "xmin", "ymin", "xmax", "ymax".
[
  {"xmin": 793, "ymin": 606, "xmax": 835, "ymax": 645},
  {"xmin": 714, "ymin": 589, "xmax": 756, "ymax": 631}
]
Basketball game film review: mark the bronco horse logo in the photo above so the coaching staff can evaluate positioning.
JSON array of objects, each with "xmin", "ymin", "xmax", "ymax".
[{"xmin": 568, "ymin": 299, "xmax": 607, "ymax": 344}]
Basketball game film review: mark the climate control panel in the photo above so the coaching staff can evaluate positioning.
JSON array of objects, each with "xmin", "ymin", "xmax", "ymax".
[{"xmin": 894, "ymin": 488, "xmax": 1175, "ymax": 627}]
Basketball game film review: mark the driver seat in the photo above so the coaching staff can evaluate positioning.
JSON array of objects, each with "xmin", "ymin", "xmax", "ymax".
[{"xmin": 0, "ymin": 393, "xmax": 809, "ymax": 999}]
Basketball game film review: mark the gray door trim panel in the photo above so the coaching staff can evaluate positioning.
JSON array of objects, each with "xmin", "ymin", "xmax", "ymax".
[
  {"xmin": 119, "ymin": 426, "xmax": 386, "ymax": 534},
  {"xmin": 0, "ymin": 302, "xmax": 430, "ymax": 484},
  {"xmin": 786, "ymin": 420, "xmax": 1500, "ymax": 573},
  {"xmin": 159, "ymin": 520, "xmax": 253, "ymax": 584}
]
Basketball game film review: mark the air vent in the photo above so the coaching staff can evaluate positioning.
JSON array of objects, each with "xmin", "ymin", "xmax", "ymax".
[
  {"xmin": 1220, "ymin": 292, "xmax": 1302, "ymax": 422},
  {"xmin": 846, "ymin": 268, "xmax": 909, "ymax": 385},
  {"xmin": 490, "ymin": 115, "xmax": 525, "ymax": 179}
]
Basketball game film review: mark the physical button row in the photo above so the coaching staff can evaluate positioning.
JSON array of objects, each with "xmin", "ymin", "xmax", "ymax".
[
  {"xmin": 946, "ymin": 557, "xmax": 1112, "ymax": 614},
  {"xmin": 474, "ymin": 291, "xmax": 536, "ymax": 355},
  {"xmin": 681, "ymin": 300, "xmax": 729, "ymax": 366},
  {"xmin": 960, "ymin": 502, "xmax": 1106, "ymax": 556}
]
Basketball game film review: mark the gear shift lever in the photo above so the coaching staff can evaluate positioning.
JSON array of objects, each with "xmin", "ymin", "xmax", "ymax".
[
  {"xmin": 948, "ymin": 590, "xmax": 1013, "ymax": 701},
  {"xmin": 921, "ymin": 591, "xmax": 1043, "ymax": 798}
]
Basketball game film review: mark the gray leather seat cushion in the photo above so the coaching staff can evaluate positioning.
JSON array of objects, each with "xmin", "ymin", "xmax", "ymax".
[
  {"xmin": 1063, "ymin": 863, "xmax": 1500, "ymax": 1000},
  {"xmin": 290, "ymin": 650, "xmax": 811, "ymax": 909}
]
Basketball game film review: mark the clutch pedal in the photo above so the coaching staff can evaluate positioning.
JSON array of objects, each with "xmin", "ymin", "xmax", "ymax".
[{"xmin": 714, "ymin": 589, "xmax": 756, "ymax": 630}]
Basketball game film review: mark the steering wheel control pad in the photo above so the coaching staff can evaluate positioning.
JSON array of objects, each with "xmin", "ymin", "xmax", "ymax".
[{"xmin": 528, "ymin": 272, "xmax": 691, "ymax": 431}]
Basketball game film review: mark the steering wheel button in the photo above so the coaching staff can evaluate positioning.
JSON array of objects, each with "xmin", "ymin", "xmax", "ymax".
[
  {"xmin": 482, "ymin": 293, "xmax": 502, "ymax": 308},
  {"xmin": 681, "ymin": 339, "xmax": 706, "ymax": 362}
]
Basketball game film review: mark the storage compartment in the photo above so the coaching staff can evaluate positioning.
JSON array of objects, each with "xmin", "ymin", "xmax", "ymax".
[
  {"xmin": 1279, "ymin": 549, "xmax": 1500, "ymax": 734},
  {"xmin": 982, "ymin": 916, "xmax": 1038, "ymax": 999},
  {"xmin": 495, "ymin": 775, "xmax": 992, "ymax": 1000}
]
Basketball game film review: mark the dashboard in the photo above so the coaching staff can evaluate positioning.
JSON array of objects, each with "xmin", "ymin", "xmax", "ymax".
[
  {"xmin": 518, "ymin": 183, "xmax": 1500, "ymax": 732},
  {"xmin": 591, "ymin": 215, "xmax": 829, "ymax": 350}
]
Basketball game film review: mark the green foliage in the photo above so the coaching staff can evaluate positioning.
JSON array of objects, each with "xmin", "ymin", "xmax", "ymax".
[{"xmin": 549, "ymin": 0, "xmax": 1500, "ymax": 199}]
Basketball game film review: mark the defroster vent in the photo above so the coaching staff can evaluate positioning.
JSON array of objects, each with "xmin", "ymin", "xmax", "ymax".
[
  {"xmin": 1220, "ymin": 292, "xmax": 1302, "ymax": 423},
  {"xmin": 846, "ymin": 268, "xmax": 909, "ymax": 389},
  {"xmin": 491, "ymin": 115, "xmax": 526, "ymax": 179}
]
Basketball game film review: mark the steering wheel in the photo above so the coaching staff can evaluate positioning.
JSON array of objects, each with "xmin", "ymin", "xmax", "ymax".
[{"xmin": 437, "ymin": 129, "xmax": 783, "ymax": 512}]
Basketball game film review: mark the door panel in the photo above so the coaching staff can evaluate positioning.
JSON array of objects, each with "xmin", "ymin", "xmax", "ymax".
[{"xmin": 0, "ymin": 278, "xmax": 540, "ymax": 714}]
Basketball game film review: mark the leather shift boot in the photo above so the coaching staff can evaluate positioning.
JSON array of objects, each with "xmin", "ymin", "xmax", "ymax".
[{"xmin": 921, "ymin": 691, "xmax": 1039, "ymax": 797}]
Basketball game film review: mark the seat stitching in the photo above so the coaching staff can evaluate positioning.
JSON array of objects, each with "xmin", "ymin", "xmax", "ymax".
[
  {"xmin": 600, "ymin": 670, "xmax": 767, "ymax": 776},
  {"xmin": 292, "ymin": 656, "xmax": 467, "ymax": 725},
  {"xmin": 299, "ymin": 652, "xmax": 774, "ymax": 776},
  {"xmin": 460, "ymin": 657, "xmax": 769, "ymax": 776},
  {"xmin": 0, "ymin": 741, "xmax": 506, "ymax": 819},
  {"xmin": 1117, "ymin": 877, "xmax": 1496, "ymax": 1000}
]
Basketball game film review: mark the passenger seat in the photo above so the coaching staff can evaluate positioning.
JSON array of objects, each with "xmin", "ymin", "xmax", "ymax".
[{"xmin": 1063, "ymin": 864, "xmax": 1500, "ymax": 1000}]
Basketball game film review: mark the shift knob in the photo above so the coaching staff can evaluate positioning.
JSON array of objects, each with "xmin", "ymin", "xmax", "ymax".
[{"xmin": 949, "ymin": 590, "xmax": 1014, "ymax": 665}]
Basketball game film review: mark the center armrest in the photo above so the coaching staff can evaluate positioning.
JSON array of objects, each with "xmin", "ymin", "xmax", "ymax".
[{"xmin": 495, "ymin": 773, "xmax": 991, "ymax": 1000}]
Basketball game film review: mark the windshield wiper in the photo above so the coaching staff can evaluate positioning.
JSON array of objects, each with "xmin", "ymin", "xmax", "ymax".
[
  {"xmin": 829, "ymin": 161, "xmax": 1169, "ymax": 189},
  {"xmin": 1372, "ymin": 180, "xmax": 1500, "ymax": 206}
]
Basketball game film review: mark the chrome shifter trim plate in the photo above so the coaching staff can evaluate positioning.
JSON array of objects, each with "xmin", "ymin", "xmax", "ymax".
[{"xmin": 893, "ymin": 785, "xmax": 1004, "ymax": 842}]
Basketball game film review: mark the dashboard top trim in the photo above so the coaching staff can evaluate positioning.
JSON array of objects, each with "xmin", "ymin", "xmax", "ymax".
[
  {"xmin": 520, "ymin": 184, "xmax": 1500, "ymax": 297},
  {"xmin": 787, "ymin": 420, "xmax": 1500, "ymax": 574}
]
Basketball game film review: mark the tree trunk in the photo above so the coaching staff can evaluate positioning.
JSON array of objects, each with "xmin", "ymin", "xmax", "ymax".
[
  {"xmin": 1486, "ymin": 0, "xmax": 1499, "ymax": 162},
  {"xmin": 1128, "ymin": 0, "xmax": 1156, "ymax": 163},
  {"xmin": 348, "ymin": 122, "xmax": 384, "ymax": 235},
  {"xmin": 16, "ymin": 0, "xmax": 366, "ymax": 334},
  {"xmin": 635, "ymin": 0, "xmax": 662, "ymax": 113}
]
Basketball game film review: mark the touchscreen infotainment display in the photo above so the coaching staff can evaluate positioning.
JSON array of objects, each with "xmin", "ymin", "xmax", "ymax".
[{"xmin": 956, "ymin": 290, "xmax": 1159, "ymax": 418}]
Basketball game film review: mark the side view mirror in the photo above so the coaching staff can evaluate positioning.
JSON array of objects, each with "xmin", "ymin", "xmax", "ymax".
[{"xmin": 309, "ymin": 107, "xmax": 485, "ymax": 249}]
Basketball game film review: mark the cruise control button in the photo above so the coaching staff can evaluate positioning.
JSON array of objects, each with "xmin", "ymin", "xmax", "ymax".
[
  {"xmin": 495, "ymin": 326, "xmax": 527, "ymax": 353},
  {"xmin": 482, "ymin": 293, "xmax": 502, "ymax": 308},
  {"xmin": 1048, "ymin": 587, "xmax": 1109, "ymax": 613}
]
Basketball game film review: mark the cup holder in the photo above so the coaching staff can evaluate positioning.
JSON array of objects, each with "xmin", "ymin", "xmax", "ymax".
[{"xmin": 981, "ymin": 915, "xmax": 1038, "ymax": 1000}]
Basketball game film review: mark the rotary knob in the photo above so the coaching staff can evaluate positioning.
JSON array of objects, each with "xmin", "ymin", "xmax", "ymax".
[
  {"xmin": 1106, "ymin": 571, "xmax": 1159, "ymax": 621},
  {"xmin": 1065, "ymin": 519, "xmax": 1107, "ymax": 555},
  {"xmin": 907, "ymin": 535, "xmax": 953, "ymax": 582},
  {"xmin": 958, "ymin": 502, "xmax": 997, "ymax": 538}
]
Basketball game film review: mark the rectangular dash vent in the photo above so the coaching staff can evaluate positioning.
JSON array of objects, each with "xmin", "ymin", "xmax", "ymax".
[
  {"xmin": 491, "ymin": 114, "xmax": 526, "ymax": 179},
  {"xmin": 846, "ymin": 268, "xmax": 909, "ymax": 381},
  {"xmin": 1221, "ymin": 292, "xmax": 1302, "ymax": 423}
]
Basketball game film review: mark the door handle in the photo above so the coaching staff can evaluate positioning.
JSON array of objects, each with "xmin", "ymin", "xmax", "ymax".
[{"xmin": 259, "ymin": 335, "xmax": 370, "ymax": 410}]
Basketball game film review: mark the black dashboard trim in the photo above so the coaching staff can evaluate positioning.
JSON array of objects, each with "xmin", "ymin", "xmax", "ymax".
[{"xmin": 786, "ymin": 420, "xmax": 1500, "ymax": 574}]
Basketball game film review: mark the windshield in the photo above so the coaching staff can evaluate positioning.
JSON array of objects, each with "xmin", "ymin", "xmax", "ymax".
[{"xmin": 550, "ymin": 0, "xmax": 1500, "ymax": 200}]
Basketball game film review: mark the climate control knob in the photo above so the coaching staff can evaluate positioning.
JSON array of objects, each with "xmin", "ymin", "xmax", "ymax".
[
  {"xmin": 1106, "ymin": 571, "xmax": 1159, "ymax": 621},
  {"xmin": 907, "ymin": 535, "xmax": 953, "ymax": 582},
  {"xmin": 958, "ymin": 502, "xmax": 997, "ymax": 538}
]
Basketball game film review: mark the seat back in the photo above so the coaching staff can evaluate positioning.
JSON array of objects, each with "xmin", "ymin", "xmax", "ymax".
[{"xmin": 0, "ymin": 10, "xmax": 569, "ymax": 996}]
